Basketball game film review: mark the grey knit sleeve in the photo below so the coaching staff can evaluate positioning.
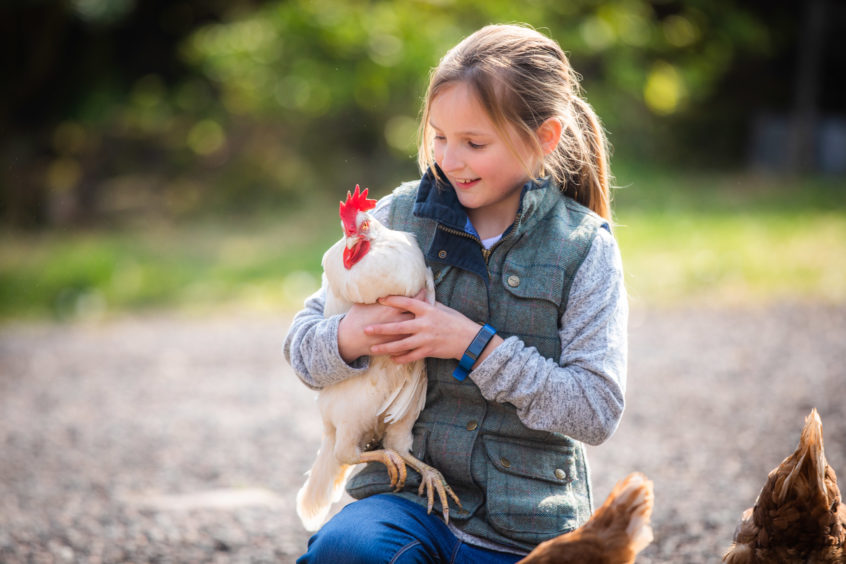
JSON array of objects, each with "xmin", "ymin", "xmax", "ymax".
[
  {"xmin": 282, "ymin": 195, "xmax": 394, "ymax": 389},
  {"xmin": 282, "ymin": 285, "xmax": 372, "ymax": 390},
  {"xmin": 468, "ymin": 228, "xmax": 628, "ymax": 446}
]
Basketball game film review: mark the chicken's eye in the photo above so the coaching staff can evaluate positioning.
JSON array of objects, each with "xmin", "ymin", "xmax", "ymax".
[{"xmin": 360, "ymin": 221, "xmax": 369, "ymax": 233}]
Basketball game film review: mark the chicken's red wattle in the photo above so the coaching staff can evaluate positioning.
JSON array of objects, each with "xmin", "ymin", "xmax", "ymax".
[{"xmin": 343, "ymin": 240, "xmax": 370, "ymax": 269}]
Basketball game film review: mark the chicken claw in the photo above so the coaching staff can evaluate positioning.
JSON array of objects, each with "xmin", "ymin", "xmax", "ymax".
[
  {"xmin": 400, "ymin": 454, "xmax": 463, "ymax": 524},
  {"xmin": 359, "ymin": 448, "xmax": 408, "ymax": 491}
]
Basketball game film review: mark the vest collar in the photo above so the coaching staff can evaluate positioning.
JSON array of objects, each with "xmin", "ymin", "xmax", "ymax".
[
  {"xmin": 411, "ymin": 167, "xmax": 563, "ymax": 281},
  {"xmin": 412, "ymin": 166, "xmax": 561, "ymax": 236}
]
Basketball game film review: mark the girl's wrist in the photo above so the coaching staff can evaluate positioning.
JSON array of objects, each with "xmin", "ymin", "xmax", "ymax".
[
  {"xmin": 337, "ymin": 315, "xmax": 365, "ymax": 363},
  {"xmin": 454, "ymin": 318, "xmax": 484, "ymax": 361},
  {"xmin": 453, "ymin": 321, "xmax": 503, "ymax": 378},
  {"xmin": 473, "ymin": 334, "xmax": 503, "ymax": 369}
]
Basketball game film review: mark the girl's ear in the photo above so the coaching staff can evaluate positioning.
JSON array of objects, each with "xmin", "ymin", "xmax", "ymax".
[{"xmin": 537, "ymin": 117, "xmax": 563, "ymax": 155}]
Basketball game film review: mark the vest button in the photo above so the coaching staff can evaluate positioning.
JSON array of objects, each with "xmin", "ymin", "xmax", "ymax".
[
  {"xmin": 465, "ymin": 420, "xmax": 478, "ymax": 431},
  {"xmin": 500, "ymin": 457, "xmax": 511, "ymax": 468},
  {"xmin": 506, "ymin": 275, "xmax": 520, "ymax": 288},
  {"xmin": 554, "ymin": 468, "xmax": 567, "ymax": 480},
  {"xmin": 438, "ymin": 249, "xmax": 447, "ymax": 259}
]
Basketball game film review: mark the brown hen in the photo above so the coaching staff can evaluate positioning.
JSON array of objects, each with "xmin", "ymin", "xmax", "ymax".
[
  {"xmin": 723, "ymin": 408, "xmax": 846, "ymax": 563},
  {"xmin": 517, "ymin": 472, "xmax": 654, "ymax": 564}
]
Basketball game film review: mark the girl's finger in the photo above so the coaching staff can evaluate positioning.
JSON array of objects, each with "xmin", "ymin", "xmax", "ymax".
[
  {"xmin": 389, "ymin": 352, "xmax": 418, "ymax": 365},
  {"xmin": 370, "ymin": 334, "xmax": 418, "ymax": 356},
  {"xmin": 365, "ymin": 320, "xmax": 414, "ymax": 336},
  {"xmin": 378, "ymin": 295, "xmax": 429, "ymax": 314}
]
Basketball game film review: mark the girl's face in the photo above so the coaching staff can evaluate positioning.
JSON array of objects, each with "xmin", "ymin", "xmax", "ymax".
[{"xmin": 428, "ymin": 81, "xmax": 538, "ymax": 237}]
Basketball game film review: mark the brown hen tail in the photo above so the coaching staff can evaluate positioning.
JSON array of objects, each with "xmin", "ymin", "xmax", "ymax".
[
  {"xmin": 723, "ymin": 408, "xmax": 844, "ymax": 564},
  {"xmin": 518, "ymin": 472, "xmax": 654, "ymax": 564},
  {"xmin": 776, "ymin": 408, "xmax": 828, "ymax": 504},
  {"xmin": 601, "ymin": 472, "xmax": 655, "ymax": 555}
]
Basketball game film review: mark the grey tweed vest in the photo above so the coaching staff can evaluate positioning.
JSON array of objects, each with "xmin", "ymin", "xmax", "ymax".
[{"xmin": 347, "ymin": 177, "xmax": 605, "ymax": 551}]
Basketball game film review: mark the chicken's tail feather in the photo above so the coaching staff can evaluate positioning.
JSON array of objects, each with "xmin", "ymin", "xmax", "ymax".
[
  {"xmin": 778, "ymin": 408, "xmax": 827, "ymax": 504},
  {"xmin": 612, "ymin": 472, "xmax": 655, "ymax": 554},
  {"xmin": 296, "ymin": 441, "xmax": 352, "ymax": 531}
]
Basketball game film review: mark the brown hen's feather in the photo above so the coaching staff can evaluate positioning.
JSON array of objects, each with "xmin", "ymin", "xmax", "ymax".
[
  {"xmin": 517, "ymin": 472, "xmax": 654, "ymax": 564},
  {"xmin": 723, "ymin": 408, "xmax": 846, "ymax": 563}
]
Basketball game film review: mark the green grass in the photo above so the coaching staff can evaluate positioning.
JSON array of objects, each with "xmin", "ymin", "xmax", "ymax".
[
  {"xmin": 1, "ymin": 167, "xmax": 844, "ymax": 321},
  {"xmin": 0, "ymin": 211, "xmax": 340, "ymax": 321},
  {"xmin": 610, "ymin": 164, "xmax": 846, "ymax": 306},
  {"xmin": 617, "ymin": 211, "xmax": 846, "ymax": 307}
]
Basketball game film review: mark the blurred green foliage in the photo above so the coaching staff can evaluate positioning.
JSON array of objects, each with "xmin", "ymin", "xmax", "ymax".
[
  {"xmin": 3, "ymin": 1, "xmax": 843, "ymax": 319},
  {"xmin": 2, "ymin": 166, "xmax": 844, "ymax": 321},
  {"xmin": 2, "ymin": 0, "xmax": 785, "ymax": 227},
  {"xmin": 155, "ymin": 0, "xmax": 774, "ymax": 184}
]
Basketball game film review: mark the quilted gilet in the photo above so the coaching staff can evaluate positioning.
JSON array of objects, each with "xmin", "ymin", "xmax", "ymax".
[{"xmin": 347, "ymin": 173, "xmax": 606, "ymax": 551}]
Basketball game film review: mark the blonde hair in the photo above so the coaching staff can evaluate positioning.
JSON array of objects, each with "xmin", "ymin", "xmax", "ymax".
[{"xmin": 417, "ymin": 24, "xmax": 613, "ymax": 222}]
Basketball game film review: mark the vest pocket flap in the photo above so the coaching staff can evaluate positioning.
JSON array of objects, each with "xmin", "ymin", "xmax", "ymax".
[
  {"xmin": 500, "ymin": 260, "xmax": 565, "ymax": 306},
  {"xmin": 482, "ymin": 435, "xmax": 576, "ymax": 485}
]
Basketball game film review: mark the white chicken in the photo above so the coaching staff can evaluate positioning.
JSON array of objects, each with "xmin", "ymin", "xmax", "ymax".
[{"xmin": 296, "ymin": 185, "xmax": 460, "ymax": 531}]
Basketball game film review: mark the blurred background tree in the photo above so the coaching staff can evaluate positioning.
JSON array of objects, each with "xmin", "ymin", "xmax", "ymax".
[
  {"xmin": 1, "ymin": 0, "xmax": 844, "ymax": 320},
  {"xmin": 3, "ymin": 0, "xmax": 843, "ymax": 229}
]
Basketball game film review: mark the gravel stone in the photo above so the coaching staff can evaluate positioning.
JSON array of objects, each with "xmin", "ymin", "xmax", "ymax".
[{"xmin": 1, "ymin": 304, "xmax": 844, "ymax": 563}]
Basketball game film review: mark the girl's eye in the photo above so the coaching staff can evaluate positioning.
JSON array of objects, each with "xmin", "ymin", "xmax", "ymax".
[{"xmin": 468, "ymin": 141, "xmax": 486, "ymax": 149}]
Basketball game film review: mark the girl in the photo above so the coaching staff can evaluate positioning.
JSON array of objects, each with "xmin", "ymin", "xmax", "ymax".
[{"xmin": 284, "ymin": 23, "xmax": 627, "ymax": 563}]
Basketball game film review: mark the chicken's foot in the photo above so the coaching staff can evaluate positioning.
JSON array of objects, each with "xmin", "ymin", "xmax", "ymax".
[
  {"xmin": 358, "ymin": 449, "xmax": 407, "ymax": 491},
  {"xmin": 400, "ymin": 453, "xmax": 463, "ymax": 524}
]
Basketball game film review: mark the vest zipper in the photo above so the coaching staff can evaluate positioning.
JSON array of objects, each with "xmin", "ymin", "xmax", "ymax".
[
  {"xmin": 437, "ymin": 224, "xmax": 495, "ymax": 262},
  {"xmin": 480, "ymin": 209, "xmax": 524, "ymax": 264},
  {"xmin": 436, "ymin": 224, "xmax": 492, "ymax": 283},
  {"xmin": 437, "ymin": 224, "xmax": 482, "ymax": 244},
  {"xmin": 437, "ymin": 212, "xmax": 522, "ymax": 266}
]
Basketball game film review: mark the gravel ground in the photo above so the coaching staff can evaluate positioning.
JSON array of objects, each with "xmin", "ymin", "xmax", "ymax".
[{"xmin": 1, "ymin": 303, "xmax": 844, "ymax": 563}]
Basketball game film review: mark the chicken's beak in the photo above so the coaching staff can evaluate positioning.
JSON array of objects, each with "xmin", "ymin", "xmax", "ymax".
[{"xmin": 345, "ymin": 235, "xmax": 361, "ymax": 249}]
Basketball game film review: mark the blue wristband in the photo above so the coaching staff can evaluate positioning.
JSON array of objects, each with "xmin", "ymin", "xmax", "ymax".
[{"xmin": 453, "ymin": 323, "xmax": 497, "ymax": 381}]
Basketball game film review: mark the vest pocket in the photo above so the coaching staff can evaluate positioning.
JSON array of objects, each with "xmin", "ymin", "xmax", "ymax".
[{"xmin": 481, "ymin": 435, "xmax": 581, "ymax": 541}]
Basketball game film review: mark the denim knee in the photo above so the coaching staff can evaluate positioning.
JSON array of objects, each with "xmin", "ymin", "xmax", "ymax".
[{"xmin": 297, "ymin": 494, "xmax": 448, "ymax": 564}]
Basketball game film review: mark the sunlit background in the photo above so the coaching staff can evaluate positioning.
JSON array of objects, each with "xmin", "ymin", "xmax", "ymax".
[
  {"xmin": 1, "ymin": 0, "xmax": 844, "ymax": 317},
  {"xmin": 2, "ymin": 3, "xmax": 846, "ymax": 562}
]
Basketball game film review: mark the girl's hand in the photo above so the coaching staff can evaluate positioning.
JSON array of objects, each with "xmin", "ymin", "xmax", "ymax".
[
  {"xmin": 337, "ymin": 289, "xmax": 428, "ymax": 362},
  {"xmin": 337, "ymin": 301, "xmax": 415, "ymax": 363},
  {"xmin": 366, "ymin": 296, "xmax": 503, "ymax": 365}
]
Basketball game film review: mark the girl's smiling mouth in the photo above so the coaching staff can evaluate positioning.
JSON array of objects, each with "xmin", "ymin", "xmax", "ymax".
[{"xmin": 453, "ymin": 177, "xmax": 480, "ymax": 189}]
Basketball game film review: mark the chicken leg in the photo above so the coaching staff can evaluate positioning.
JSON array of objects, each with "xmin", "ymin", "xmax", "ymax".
[
  {"xmin": 358, "ymin": 449, "xmax": 407, "ymax": 491},
  {"xmin": 360, "ymin": 448, "xmax": 463, "ymax": 524},
  {"xmin": 400, "ymin": 453, "xmax": 463, "ymax": 523}
]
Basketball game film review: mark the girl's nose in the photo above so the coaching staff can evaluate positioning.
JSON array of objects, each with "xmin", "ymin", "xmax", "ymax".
[{"xmin": 440, "ymin": 145, "xmax": 462, "ymax": 172}]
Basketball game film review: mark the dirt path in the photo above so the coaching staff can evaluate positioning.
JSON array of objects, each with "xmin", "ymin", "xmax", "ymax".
[{"xmin": 1, "ymin": 303, "xmax": 844, "ymax": 563}]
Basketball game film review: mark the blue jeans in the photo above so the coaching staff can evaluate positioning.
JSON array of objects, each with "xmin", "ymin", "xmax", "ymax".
[{"xmin": 297, "ymin": 494, "xmax": 525, "ymax": 564}]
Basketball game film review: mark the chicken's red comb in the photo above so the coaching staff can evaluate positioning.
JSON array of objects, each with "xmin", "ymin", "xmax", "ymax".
[{"xmin": 339, "ymin": 184, "xmax": 377, "ymax": 229}]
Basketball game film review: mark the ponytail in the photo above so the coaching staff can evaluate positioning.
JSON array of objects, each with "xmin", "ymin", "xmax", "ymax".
[{"xmin": 556, "ymin": 96, "xmax": 613, "ymax": 223}]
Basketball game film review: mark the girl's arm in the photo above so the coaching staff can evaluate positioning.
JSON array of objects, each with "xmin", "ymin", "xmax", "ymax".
[
  {"xmin": 470, "ymin": 229, "xmax": 627, "ymax": 445},
  {"xmin": 283, "ymin": 286, "xmax": 371, "ymax": 390}
]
